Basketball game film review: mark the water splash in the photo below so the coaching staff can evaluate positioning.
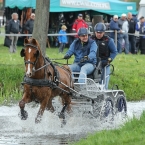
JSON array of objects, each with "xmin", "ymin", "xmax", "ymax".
[{"xmin": 0, "ymin": 100, "xmax": 145, "ymax": 145}]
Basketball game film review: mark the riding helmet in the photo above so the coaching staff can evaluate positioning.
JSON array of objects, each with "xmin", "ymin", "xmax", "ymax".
[
  {"xmin": 78, "ymin": 28, "xmax": 89, "ymax": 36},
  {"xmin": 94, "ymin": 23, "xmax": 106, "ymax": 32}
]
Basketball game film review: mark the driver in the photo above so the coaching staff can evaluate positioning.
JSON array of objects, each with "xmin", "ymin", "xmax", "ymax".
[
  {"xmin": 63, "ymin": 28, "xmax": 98, "ymax": 83},
  {"xmin": 92, "ymin": 22, "xmax": 118, "ymax": 89}
]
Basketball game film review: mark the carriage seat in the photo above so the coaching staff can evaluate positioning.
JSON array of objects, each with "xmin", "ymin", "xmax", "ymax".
[{"xmin": 87, "ymin": 57, "xmax": 102, "ymax": 83}]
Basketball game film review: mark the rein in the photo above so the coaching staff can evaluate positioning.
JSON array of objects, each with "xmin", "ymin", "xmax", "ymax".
[
  {"xmin": 50, "ymin": 58, "xmax": 72, "ymax": 65},
  {"xmin": 34, "ymin": 62, "xmax": 50, "ymax": 72}
]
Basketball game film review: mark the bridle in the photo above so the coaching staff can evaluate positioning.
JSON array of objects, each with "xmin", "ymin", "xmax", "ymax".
[
  {"xmin": 23, "ymin": 43, "xmax": 51, "ymax": 73},
  {"xmin": 23, "ymin": 43, "xmax": 40, "ymax": 68}
]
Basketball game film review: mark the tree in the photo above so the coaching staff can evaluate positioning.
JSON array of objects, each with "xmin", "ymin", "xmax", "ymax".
[{"xmin": 32, "ymin": 0, "xmax": 50, "ymax": 56}]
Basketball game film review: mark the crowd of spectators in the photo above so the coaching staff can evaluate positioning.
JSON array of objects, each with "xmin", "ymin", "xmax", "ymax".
[
  {"xmin": 109, "ymin": 12, "xmax": 145, "ymax": 55},
  {"xmin": 5, "ymin": 11, "xmax": 145, "ymax": 55}
]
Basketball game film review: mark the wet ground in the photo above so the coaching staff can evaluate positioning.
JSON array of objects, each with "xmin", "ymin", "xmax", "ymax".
[{"xmin": 0, "ymin": 100, "xmax": 145, "ymax": 145}]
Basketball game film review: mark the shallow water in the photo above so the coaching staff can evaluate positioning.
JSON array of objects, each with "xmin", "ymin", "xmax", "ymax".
[{"xmin": 0, "ymin": 100, "xmax": 145, "ymax": 145}]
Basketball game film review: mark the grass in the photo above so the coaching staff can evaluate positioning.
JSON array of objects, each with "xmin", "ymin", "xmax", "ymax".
[
  {"xmin": 72, "ymin": 111, "xmax": 145, "ymax": 145},
  {"xmin": 110, "ymin": 54, "xmax": 145, "ymax": 101}
]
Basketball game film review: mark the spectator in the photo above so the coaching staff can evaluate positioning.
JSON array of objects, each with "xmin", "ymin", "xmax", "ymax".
[
  {"xmin": 136, "ymin": 16, "xmax": 145, "ymax": 54},
  {"xmin": 118, "ymin": 13, "xmax": 130, "ymax": 54},
  {"xmin": 58, "ymin": 25, "xmax": 68, "ymax": 53},
  {"xmin": 63, "ymin": 28, "xmax": 97, "ymax": 83},
  {"xmin": 7, "ymin": 13, "xmax": 21, "ymax": 53},
  {"xmin": 109, "ymin": 15, "xmax": 122, "ymax": 53},
  {"xmin": 92, "ymin": 23, "xmax": 117, "ymax": 89},
  {"xmin": 127, "ymin": 12, "xmax": 137, "ymax": 54},
  {"xmin": 24, "ymin": 13, "xmax": 35, "ymax": 35},
  {"xmin": 72, "ymin": 14, "xmax": 88, "ymax": 37},
  {"xmin": 85, "ymin": 14, "xmax": 93, "ymax": 33},
  {"xmin": 66, "ymin": 13, "xmax": 75, "ymax": 45}
]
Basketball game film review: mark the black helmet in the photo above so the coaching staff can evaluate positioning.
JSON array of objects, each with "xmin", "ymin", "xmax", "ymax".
[
  {"xmin": 94, "ymin": 23, "xmax": 106, "ymax": 32},
  {"xmin": 78, "ymin": 28, "xmax": 89, "ymax": 36}
]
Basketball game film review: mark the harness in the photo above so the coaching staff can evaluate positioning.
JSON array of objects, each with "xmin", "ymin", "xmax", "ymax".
[
  {"xmin": 22, "ymin": 76, "xmax": 56, "ymax": 88},
  {"xmin": 21, "ymin": 43, "xmax": 59, "ymax": 88}
]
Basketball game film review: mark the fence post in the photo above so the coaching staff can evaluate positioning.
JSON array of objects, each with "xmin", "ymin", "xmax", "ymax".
[{"xmin": 115, "ymin": 30, "xmax": 117, "ymax": 48}]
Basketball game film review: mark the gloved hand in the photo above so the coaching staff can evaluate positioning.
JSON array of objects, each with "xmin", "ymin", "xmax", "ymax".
[
  {"xmin": 102, "ymin": 58, "xmax": 112, "ymax": 67},
  {"xmin": 63, "ymin": 54, "xmax": 70, "ymax": 59},
  {"xmin": 80, "ymin": 56, "xmax": 89, "ymax": 63},
  {"xmin": 108, "ymin": 58, "xmax": 112, "ymax": 63},
  {"xmin": 102, "ymin": 60, "xmax": 109, "ymax": 68}
]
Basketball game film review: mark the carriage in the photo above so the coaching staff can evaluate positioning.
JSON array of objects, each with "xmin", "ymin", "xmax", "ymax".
[
  {"xmin": 19, "ymin": 38, "xmax": 127, "ymax": 124},
  {"xmin": 52, "ymin": 63, "xmax": 127, "ymax": 121}
]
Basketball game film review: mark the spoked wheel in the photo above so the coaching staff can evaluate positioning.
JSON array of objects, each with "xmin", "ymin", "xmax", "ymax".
[
  {"xmin": 100, "ymin": 97, "xmax": 114, "ymax": 121},
  {"xmin": 92, "ymin": 95, "xmax": 105, "ymax": 118},
  {"xmin": 116, "ymin": 95, "xmax": 127, "ymax": 116},
  {"xmin": 92, "ymin": 102, "xmax": 102, "ymax": 118}
]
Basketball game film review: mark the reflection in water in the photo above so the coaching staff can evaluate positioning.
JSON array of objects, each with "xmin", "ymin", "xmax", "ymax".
[{"xmin": 0, "ymin": 100, "xmax": 145, "ymax": 145}]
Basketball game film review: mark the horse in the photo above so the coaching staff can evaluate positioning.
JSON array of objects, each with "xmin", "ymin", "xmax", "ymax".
[{"xmin": 19, "ymin": 38, "xmax": 74, "ymax": 123}]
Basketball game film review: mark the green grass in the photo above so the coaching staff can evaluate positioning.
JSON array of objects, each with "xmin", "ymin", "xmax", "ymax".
[
  {"xmin": 73, "ymin": 112, "xmax": 145, "ymax": 145},
  {"xmin": 110, "ymin": 54, "xmax": 145, "ymax": 101}
]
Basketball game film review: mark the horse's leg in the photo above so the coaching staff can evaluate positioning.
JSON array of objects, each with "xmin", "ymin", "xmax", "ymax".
[
  {"xmin": 19, "ymin": 93, "xmax": 32, "ymax": 120},
  {"xmin": 35, "ymin": 97, "xmax": 49, "ymax": 123},
  {"xmin": 46, "ymin": 97, "xmax": 55, "ymax": 113},
  {"xmin": 59, "ymin": 94, "xmax": 71, "ymax": 125}
]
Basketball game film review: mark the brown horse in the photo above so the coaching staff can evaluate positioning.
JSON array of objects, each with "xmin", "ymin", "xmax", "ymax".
[{"xmin": 19, "ymin": 38, "xmax": 73, "ymax": 123}]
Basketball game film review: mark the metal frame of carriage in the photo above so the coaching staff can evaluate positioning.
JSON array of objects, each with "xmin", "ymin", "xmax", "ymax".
[{"xmin": 53, "ymin": 63, "xmax": 127, "ymax": 120}]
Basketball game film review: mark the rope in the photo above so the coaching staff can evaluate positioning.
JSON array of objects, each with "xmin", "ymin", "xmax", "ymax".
[{"xmin": 0, "ymin": 31, "xmax": 145, "ymax": 37}]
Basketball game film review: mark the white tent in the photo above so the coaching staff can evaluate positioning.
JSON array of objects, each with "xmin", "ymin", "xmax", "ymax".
[{"xmin": 138, "ymin": 0, "xmax": 145, "ymax": 19}]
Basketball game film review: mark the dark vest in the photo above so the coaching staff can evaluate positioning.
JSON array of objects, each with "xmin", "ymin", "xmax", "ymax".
[{"xmin": 93, "ymin": 35, "xmax": 110, "ymax": 60}]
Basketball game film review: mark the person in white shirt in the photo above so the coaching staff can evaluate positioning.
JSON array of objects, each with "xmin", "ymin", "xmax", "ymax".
[{"xmin": 118, "ymin": 13, "xmax": 130, "ymax": 54}]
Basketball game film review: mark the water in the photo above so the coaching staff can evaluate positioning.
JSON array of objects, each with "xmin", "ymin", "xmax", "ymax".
[{"xmin": 0, "ymin": 100, "xmax": 145, "ymax": 145}]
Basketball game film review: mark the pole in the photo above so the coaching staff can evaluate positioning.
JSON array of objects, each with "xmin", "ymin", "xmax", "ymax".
[{"xmin": 115, "ymin": 30, "xmax": 117, "ymax": 48}]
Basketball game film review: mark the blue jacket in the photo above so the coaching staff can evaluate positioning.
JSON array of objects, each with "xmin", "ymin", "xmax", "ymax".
[
  {"xmin": 136, "ymin": 22, "xmax": 145, "ymax": 38},
  {"xmin": 107, "ymin": 37, "xmax": 118, "ymax": 60},
  {"xmin": 58, "ymin": 30, "xmax": 68, "ymax": 43},
  {"xmin": 66, "ymin": 38, "xmax": 97, "ymax": 65},
  {"xmin": 109, "ymin": 19, "xmax": 120, "ymax": 39}
]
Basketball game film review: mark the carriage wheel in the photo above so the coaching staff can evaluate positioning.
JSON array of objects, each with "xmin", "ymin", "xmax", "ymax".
[
  {"xmin": 117, "ymin": 95, "xmax": 127, "ymax": 113},
  {"xmin": 92, "ymin": 95, "xmax": 105, "ymax": 118},
  {"xmin": 100, "ymin": 97, "xmax": 114, "ymax": 121}
]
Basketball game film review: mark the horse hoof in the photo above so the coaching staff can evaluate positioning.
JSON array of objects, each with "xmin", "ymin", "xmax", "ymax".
[
  {"xmin": 61, "ymin": 119, "xmax": 67, "ymax": 128},
  {"xmin": 59, "ymin": 112, "xmax": 65, "ymax": 119},
  {"xmin": 35, "ymin": 117, "xmax": 41, "ymax": 124},
  {"xmin": 18, "ymin": 110, "xmax": 28, "ymax": 120}
]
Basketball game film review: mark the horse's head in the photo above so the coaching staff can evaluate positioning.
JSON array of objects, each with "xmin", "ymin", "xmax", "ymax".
[{"xmin": 20, "ymin": 38, "xmax": 40, "ymax": 77}]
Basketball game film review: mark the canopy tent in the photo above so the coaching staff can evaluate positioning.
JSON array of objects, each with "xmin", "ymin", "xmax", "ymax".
[
  {"xmin": 5, "ymin": 0, "xmax": 137, "ymax": 16},
  {"xmin": 137, "ymin": 0, "xmax": 145, "ymax": 19}
]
